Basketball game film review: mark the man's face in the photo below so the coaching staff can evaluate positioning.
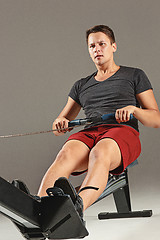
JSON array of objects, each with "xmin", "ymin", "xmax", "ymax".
[{"xmin": 88, "ymin": 32, "xmax": 117, "ymax": 67}]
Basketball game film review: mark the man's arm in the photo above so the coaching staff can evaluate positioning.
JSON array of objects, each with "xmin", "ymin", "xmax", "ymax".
[
  {"xmin": 52, "ymin": 97, "xmax": 81, "ymax": 136},
  {"xmin": 115, "ymin": 89, "xmax": 160, "ymax": 128}
]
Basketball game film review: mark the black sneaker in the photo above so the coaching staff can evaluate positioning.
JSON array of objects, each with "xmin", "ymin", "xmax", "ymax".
[
  {"xmin": 54, "ymin": 177, "xmax": 77, "ymax": 204},
  {"xmin": 54, "ymin": 177, "xmax": 84, "ymax": 221},
  {"xmin": 12, "ymin": 179, "xmax": 30, "ymax": 194},
  {"xmin": 12, "ymin": 179, "xmax": 41, "ymax": 201},
  {"xmin": 75, "ymin": 195, "xmax": 84, "ymax": 221},
  {"xmin": 46, "ymin": 186, "xmax": 64, "ymax": 197}
]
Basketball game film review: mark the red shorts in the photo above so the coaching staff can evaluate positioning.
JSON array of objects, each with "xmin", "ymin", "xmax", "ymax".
[{"xmin": 67, "ymin": 124, "xmax": 141, "ymax": 175}]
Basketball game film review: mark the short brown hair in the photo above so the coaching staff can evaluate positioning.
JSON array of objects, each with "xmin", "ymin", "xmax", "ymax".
[{"xmin": 86, "ymin": 25, "xmax": 115, "ymax": 44}]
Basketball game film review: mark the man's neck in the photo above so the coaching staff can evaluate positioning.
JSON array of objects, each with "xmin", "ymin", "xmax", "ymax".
[
  {"xmin": 94, "ymin": 61, "xmax": 120, "ymax": 81},
  {"xmin": 96, "ymin": 62, "xmax": 119, "ymax": 76}
]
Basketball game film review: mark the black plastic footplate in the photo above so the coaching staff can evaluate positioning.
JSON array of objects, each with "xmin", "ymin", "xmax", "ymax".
[{"xmin": 0, "ymin": 176, "xmax": 88, "ymax": 239}]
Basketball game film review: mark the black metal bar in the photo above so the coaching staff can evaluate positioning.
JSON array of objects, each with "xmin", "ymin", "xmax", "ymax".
[
  {"xmin": 98, "ymin": 210, "xmax": 152, "ymax": 219},
  {"xmin": 113, "ymin": 185, "xmax": 131, "ymax": 213},
  {"xmin": 13, "ymin": 222, "xmax": 46, "ymax": 240},
  {"xmin": 98, "ymin": 170, "xmax": 152, "ymax": 220}
]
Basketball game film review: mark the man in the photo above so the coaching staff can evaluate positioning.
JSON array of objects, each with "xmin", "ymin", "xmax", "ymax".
[{"xmin": 38, "ymin": 25, "xmax": 160, "ymax": 219}]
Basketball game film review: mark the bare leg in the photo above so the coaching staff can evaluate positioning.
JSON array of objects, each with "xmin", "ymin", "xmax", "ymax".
[
  {"xmin": 79, "ymin": 138, "xmax": 122, "ymax": 211},
  {"xmin": 38, "ymin": 140, "xmax": 90, "ymax": 197}
]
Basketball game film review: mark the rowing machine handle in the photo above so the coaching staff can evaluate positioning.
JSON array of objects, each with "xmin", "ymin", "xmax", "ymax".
[
  {"xmin": 101, "ymin": 113, "xmax": 134, "ymax": 121},
  {"xmin": 68, "ymin": 113, "xmax": 134, "ymax": 127}
]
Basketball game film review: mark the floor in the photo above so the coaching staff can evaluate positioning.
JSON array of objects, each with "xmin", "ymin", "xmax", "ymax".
[{"xmin": 0, "ymin": 189, "xmax": 160, "ymax": 240}]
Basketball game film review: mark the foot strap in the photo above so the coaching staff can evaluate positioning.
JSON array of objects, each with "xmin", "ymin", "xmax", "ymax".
[
  {"xmin": 46, "ymin": 187, "xmax": 64, "ymax": 196},
  {"xmin": 78, "ymin": 186, "xmax": 99, "ymax": 194}
]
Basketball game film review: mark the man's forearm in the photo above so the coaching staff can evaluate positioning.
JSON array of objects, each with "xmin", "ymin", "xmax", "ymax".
[{"xmin": 134, "ymin": 107, "xmax": 160, "ymax": 128}]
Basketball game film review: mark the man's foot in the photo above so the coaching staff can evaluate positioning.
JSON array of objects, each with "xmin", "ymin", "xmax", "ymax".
[
  {"xmin": 12, "ymin": 179, "xmax": 41, "ymax": 201},
  {"xmin": 12, "ymin": 179, "xmax": 30, "ymax": 194},
  {"xmin": 46, "ymin": 186, "xmax": 64, "ymax": 197},
  {"xmin": 75, "ymin": 195, "xmax": 84, "ymax": 221},
  {"xmin": 54, "ymin": 177, "xmax": 84, "ymax": 221}
]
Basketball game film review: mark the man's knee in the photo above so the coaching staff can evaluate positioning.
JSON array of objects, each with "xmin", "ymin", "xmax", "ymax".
[
  {"xmin": 89, "ymin": 139, "xmax": 121, "ymax": 169},
  {"xmin": 89, "ymin": 147, "xmax": 110, "ymax": 167},
  {"xmin": 89, "ymin": 147, "xmax": 101, "ymax": 160},
  {"xmin": 56, "ymin": 145, "xmax": 73, "ymax": 162}
]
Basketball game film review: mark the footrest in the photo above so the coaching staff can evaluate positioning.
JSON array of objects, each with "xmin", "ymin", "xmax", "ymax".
[
  {"xmin": 40, "ymin": 195, "xmax": 88, "ymax": 239},
  {"xmin": 0, "ymin": 176, "xmax": 89, "ymax": 239},
  {"xmin": 98, "ymin": 210, "xmax": 152, "ymax": 219}
]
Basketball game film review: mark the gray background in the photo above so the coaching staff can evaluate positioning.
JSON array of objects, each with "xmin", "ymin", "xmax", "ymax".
[{"xmin": 0, "ymin": 0, "xmax": 160, "ymax": 195}]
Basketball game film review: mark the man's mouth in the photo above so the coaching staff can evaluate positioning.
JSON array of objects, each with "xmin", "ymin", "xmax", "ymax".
[{"xmin": 95, "ymin": 55, "xmax": 103, "ymax": 59}]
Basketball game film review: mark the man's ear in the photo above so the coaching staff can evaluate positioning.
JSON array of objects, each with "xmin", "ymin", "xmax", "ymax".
[{"xmin": 112, "ymin": 42, "xmax": 117, "ymax": 53}]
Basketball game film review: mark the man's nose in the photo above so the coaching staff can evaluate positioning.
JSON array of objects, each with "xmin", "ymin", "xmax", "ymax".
[{"xmin": 94, "ymin": 44, "xmax": 101, "ymax": 52}]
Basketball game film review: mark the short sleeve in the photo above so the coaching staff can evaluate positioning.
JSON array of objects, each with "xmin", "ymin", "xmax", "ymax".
[
  {"xmin": 68, "ymin": 80, "xmax": 81, "ymax": 106},
  {"xmin": 134, "ymin": 68, "xmax": 153, "ymax": 94}
]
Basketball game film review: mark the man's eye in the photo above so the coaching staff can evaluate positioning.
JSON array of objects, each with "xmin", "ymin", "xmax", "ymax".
[
  {"xmin": 90, "ymin": 45, "xmax": 95, "ymax": 48},
  {"xmin": 100, "ymin": 42, "xmax": 105, "ymax": 46}
]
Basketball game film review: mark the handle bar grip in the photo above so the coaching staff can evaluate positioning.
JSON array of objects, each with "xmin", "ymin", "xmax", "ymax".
[
  {"xmin": 68, "ymin": 119, "xmax": 90, "ymax": 127},
  {"xmin": 68, "ymin": 113, "xmax": 134, "ymax": 127},
  {"xmin": 101, "ymin": 113, "xmax": 134, "ymax": 121}
]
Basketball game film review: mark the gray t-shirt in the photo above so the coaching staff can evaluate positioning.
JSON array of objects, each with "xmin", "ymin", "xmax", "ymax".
[{"xmin": 68, "ymin": 66, "xmax": 153, "ymax": 131}]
